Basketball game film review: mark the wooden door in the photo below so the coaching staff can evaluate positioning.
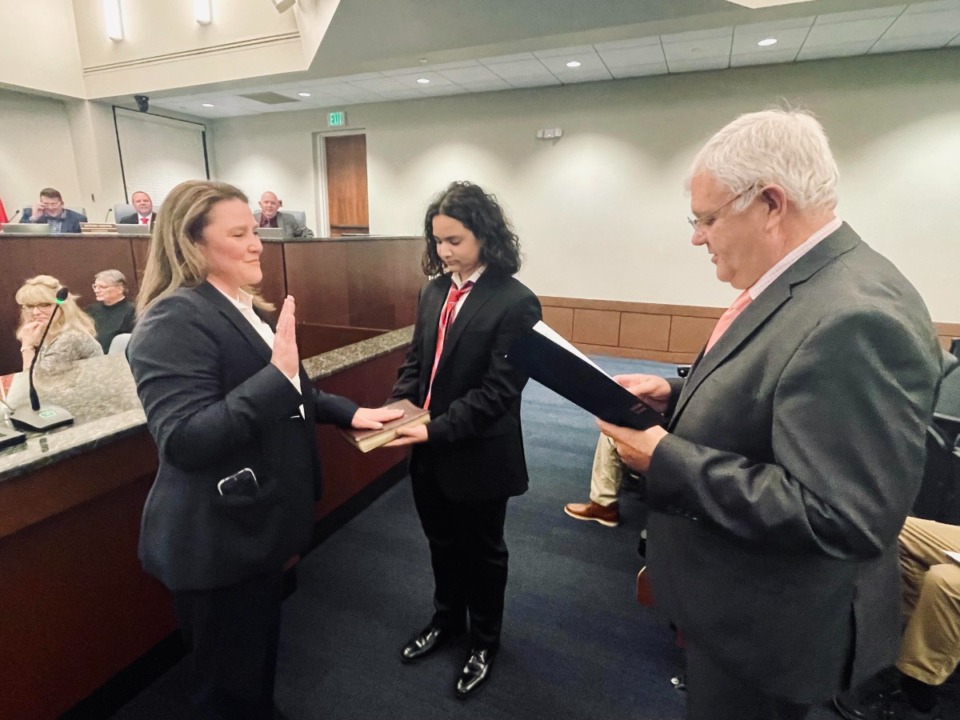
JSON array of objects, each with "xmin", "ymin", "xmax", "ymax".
[{"xmin": 325, "ymin": 134, "xmax": 369, "ymax": 237}]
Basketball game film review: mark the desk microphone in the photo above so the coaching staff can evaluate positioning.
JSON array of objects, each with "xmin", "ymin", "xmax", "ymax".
[
  {"xmin": 3, "ymin": 209, "xmax": 21, "ymax": 227},
  {"xmin": 104, "ymin": 207, "xmax": 113, "ymax": 222},
  {"xmin": 11, "ymin": 286, "xmax": 75, "ymax": 432}
]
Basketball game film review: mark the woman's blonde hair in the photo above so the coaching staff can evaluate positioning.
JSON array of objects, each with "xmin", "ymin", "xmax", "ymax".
[
  {"xmin": 137, "ymin": 179, "xmax": 271, "ymax": 314},
  {"xmin": 15, "ymin": 275, "xmax": 97, "ymax": 343}
]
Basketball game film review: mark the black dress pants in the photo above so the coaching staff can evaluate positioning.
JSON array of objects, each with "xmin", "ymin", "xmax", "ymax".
[
  {"xmin": 411, "ymin": 471, "xmax": 510, "ymax": 650},
  {"xmin": 685, "ymin": 640, "xmax": 811, "ymax": 720},
  {"xmin": 172, "ymin": 569, "xmax": 284, "ymax": 720}
]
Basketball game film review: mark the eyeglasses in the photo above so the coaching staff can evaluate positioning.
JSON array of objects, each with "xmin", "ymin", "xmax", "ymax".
[
  {"xmin": 687, "ymin": 188, "xmax": 754, "ymax": 233},
  {"xmin": 92, "ymin": 283, "xmax": 119, "ymax": 291},
  {"xmin": 21, "ymin": 303, "xmax": 54, "ymax": 311}
]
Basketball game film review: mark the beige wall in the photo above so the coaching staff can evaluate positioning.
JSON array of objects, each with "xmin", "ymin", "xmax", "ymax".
[
  {"xmin": 0, "ymin": 0, "xmax": 84, "ymax": 97},
  {"xmin": 0, "ymin": 89, "xmax": 83, "ymax": 216},
  {"xmin": 210, "ymin": 48, "xmax": 960, "ymax": 321}
]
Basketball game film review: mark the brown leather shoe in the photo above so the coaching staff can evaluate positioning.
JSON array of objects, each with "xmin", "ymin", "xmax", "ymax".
[{"xmin": 564, "ymin": 501, "xmax": 619, "ymax": 527}]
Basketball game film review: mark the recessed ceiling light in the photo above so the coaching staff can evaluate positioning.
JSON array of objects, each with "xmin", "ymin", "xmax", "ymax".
[
  {"xmin": 202, "ymin": 103, "xmax": 215, "ymax": 107},
  {"xmin": 565, "ymin": 60, "xmax": 582, "ymax": 68},
  {"xmin": 416, "ymin": 78, "xmax": 430, "ymax": 84},
  {"xmin": 297, "ymin": 92, "xmax": 311, "ymax": 97},
  {"xmin": 757, "ymin": 37, "xmax": 778, "ymax": 47}
]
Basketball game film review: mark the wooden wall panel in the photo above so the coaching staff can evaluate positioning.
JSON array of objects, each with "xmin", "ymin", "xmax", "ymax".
[
  {"xmin": 572, "ymin": 308, "xmax": 620, "ymax": 347},
  {"xmin": 284, "ymin": 242, "xmax": 350, "ymax": 325},
  {"xmin": 542, "ymin": 306, "xmax": 573, "ymax": 340},
  {"xmin": 620, "ymin": 313, "xmax": 671, "ymax": 351},
  {"xmin": 258, "ymin": 243, "xmax": 286, "ymax": 308},
  {"xmin": 669, "ymin": 316, "xmax": 717, "ymax": 353}
]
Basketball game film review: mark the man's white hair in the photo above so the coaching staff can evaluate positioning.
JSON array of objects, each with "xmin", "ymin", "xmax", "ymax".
[{"xmin": 689, "ymin": 108, "xmax": 839, "ymax": 213}]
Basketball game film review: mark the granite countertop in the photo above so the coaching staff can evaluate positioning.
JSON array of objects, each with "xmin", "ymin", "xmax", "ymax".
[{"xmin": 0, "ymin": 326, "xmax": 413, "ymax": 482}]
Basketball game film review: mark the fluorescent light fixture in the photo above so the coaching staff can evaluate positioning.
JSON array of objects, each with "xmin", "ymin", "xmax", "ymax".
[
  {"xmin": 202, "ymin": 103, "xmax": 215, "ymax": 107},
  {"xmin": 272, "ymin": 0, "xmax": 297, "ymax": 12},
  {"xmin": 757, "ymin": 37, "xmax": 778, "ymax": 46},
  {"xmin": 726, "ymin": 0, "xmax": 814, "ymax": 7},
  {"xmin": 297, "ymin": 92, "xmax": 311, "ymax": 97},
  {"xmin": 103, "ymin": 0, "xmax": 123, "ymax": 41},
  {"xmin": 416, "ymin": 78, "xmax": 430, "ymax": 84},
  {"xmin": 195, "ymin": 0, "xmax": 212, "ymax": 25},
  {"xmin": 565, "ymin": 60, "xmax": 582, "ymax": 68}
]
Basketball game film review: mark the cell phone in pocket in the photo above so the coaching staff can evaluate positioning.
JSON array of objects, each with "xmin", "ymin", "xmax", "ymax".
[{"xmin": 217, "ymin": 468, "xmax": 260, "ymax": 497}]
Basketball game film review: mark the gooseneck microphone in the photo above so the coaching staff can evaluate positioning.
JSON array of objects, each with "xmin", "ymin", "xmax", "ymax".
[
  {"xmin": 11, "ymin": 286, "xmax": 76, "ymax": 432},
  {"xmin": 104, "ymin": 207, "xmax": 114, "ymax": 222}
]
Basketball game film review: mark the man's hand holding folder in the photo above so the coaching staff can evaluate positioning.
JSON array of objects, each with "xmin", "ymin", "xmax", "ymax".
[{"xmin": 506, "ymin": 322, "xmax": 672, "ymax": 474}]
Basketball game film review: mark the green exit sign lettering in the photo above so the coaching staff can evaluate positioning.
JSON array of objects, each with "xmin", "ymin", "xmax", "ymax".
[{"xmin": 328, "ymin": 111, "xmax": 346, "ymax": 127}]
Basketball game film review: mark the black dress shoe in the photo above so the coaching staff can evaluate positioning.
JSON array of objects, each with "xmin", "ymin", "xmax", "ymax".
[
  {"xmin": 401, "ymin": 625, "xmax": 458, "ymax": 664},
  {"xmin": 455, "ymin": 647, "xmax": 495, "ymax": 698}
]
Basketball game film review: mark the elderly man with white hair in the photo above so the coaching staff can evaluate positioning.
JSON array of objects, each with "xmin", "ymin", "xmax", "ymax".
[
  {"xmin": 254, "ymin": 191, "xmax": 314, "ymax": 238},
  {"xmin": 598, "ymin": 108, "xmax": 941, "ymax": 720}
]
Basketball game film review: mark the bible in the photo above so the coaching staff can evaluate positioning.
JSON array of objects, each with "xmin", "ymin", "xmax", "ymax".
[
  {"xmin": 506, "ymin": 321, "xmax": 665, "ymax": 430},
  {"xmin": 340, "ymin": 399, "xmax": 430, "ymax": 453}
]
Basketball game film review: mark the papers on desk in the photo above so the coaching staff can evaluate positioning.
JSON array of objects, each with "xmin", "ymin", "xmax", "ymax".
[{"xmin": 506, "ymin": 321, "xmax": 664, "ymax": 430}]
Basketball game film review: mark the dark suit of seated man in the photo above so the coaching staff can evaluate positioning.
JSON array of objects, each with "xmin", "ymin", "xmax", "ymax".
[
  {"xmin": 118, "ymin": 190, "xmax": 157, "ymax": 226},
  {"xmin": 22, "ymin": 187, "xmax": 86, "ymax": 233}
]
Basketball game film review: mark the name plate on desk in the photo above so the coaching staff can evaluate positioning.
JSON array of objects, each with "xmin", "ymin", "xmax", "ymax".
[{"xmin": 80, "ymin": 223, "xmax": 119, "ymax": 234}]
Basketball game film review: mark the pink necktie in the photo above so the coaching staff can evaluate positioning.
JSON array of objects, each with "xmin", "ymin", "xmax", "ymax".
[
  {"xmin": 424, "ymin": 281, "xmax": 474, "ymax": 409},
  {"xmin": 705, "ymin": 290, "xmax": 752, "ymax": 353},
  {"xmin": 140, "ymin": 217, "xmax": 148, "ymax": 225}
]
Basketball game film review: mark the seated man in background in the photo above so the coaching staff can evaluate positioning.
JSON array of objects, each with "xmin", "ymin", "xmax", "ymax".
[
  {"xmin": 255, "ymin": 191, "xmax": 314, "ymax": 238},
  {"xmin": 834, "ymin": 516, "xmax": 960, "ymax": 720},
  {"xmin": 86, "ymin": 270, "xmax": 136, "ymax": 353},
  {"xmin": 118, "ymin": 191, "xmax": 156, "ymax": 226},
  {"xmin": 23, "ymin": 188, "xmax": 86, "ymax": 233}
]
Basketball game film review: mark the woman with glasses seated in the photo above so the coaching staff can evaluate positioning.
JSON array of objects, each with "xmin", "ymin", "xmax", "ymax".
[
  {"xmin": 86, "ymin": 269, "xmax": 137, "ymax": 353},
  {"xmin": 15, "ymin": 275, "xmax": 103, "ymax": 375}
]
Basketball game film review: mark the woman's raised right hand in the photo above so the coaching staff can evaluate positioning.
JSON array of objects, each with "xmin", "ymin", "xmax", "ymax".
[{"xmin": 271, "ymin": 295, "xmax": 300, "ymax": 378}]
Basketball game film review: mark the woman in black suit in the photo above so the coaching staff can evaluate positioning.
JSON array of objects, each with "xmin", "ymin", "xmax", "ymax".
[
  {"xmin": 387, "ymin": 181, "xmax": 542, "ymax": 698},
  {"xmin": 127, "ymin": 179, "xmax": 400, "ymax": 720}
]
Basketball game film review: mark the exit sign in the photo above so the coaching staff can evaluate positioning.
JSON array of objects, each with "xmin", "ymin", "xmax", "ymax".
[{"xmin": 328, "ymin": 111, "xmax": 346, "ymax": 127}]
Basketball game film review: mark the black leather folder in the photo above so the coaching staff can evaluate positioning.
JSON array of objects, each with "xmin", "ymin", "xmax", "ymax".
[{"xmin": 506, "ymin": 325, "xmax": 664, "ymax": 430}]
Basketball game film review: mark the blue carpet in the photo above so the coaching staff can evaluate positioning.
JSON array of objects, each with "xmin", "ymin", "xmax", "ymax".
[{"xmin": 106, "ymin": 355, "xmax": 954, "ymax": 719}]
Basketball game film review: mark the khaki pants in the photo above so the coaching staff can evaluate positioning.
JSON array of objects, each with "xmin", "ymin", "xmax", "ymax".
[
  {"xmin": 896, "ymin": 516, "xmax": 960, "ymax": 685},
  {"xmin": 589, "ymin": 434, "xmax": 623, "ymax": 506}
]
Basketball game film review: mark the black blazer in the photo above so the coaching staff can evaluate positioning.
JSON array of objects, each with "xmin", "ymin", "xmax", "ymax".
[
  {"xmin": 645, "ymin": 225, "xmax": 942, "ymax": 701},
  {"xmin": 128, "ymin": 282, "xmax": 357, "ymax": 591},
  {"xmin": 390, "ymin": 271, "xmax": 541, "ymax": 502},
  {"xmin": 118, "ymin": 212, "xmax": 156, "ymax": 225}
]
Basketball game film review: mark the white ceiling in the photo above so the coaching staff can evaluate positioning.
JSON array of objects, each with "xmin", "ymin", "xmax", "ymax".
[{"xmin": 145, "ymin": 0, "xmax": 960, "ymax": 119}]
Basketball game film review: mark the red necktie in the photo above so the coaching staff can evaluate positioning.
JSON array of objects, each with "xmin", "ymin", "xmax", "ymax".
[
  {"xmin": 140, "ymin": 216, "xmax": 148, "ymax": 225},
  {"xmin": 424, "ymin": 281, "xmax": 474, "ymax": 409},
  {"xmin": 705, "ymin": 290, "xmax": 752, "ymax": 353}
]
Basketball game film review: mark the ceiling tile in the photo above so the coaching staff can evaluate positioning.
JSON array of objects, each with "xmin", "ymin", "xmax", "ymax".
[
  {"xmin": 732, "ymin": 25, "xmax": 811, "ymax": 54},
  {"xmin": 503, "ymin": 75, "xmax": 562, "ymax": 88},
  {"xmin": 456, "ymin": 79, "xmax": 514, "ymax": 92},
  {"xmin": 596, "ymin": 43, "xmax": 666, "ymax": 68},
  {"xmin": 731, "ymin": 48, "xmax": 802, "ymax": 66},
  {"xmin": 813, "ymin": 5, "xmax": 906, "ymax": 24},
  {"xmin": 486, "ymin": 59, "xmax": 553, "ymax": 79},
  {"xmin": 552, "ymin": 67, "xmax": 614, "ymax": 83},
  {"xmin": 802, "ymin": 17, "xmax": 898, "ymax": 47},
  {"xmin": 796, "ymin": 41, "xmax": 875, "ymax": 60},
  {"xmin": 661, "ymin": 26, "xmax": 734, "ymax": 45},
  {"xmin": 533, "ymin": 44, "xmax": 597, "ymax": 59},
  {"xmin": 666, "ymin": 56, "xmax": 731, "ymax": 73},
  {"xmin": 609, "ymin": 62, "xmax": 669, "ymax": 78},
  {"xmin": 437, "ymin": 65, "xmax": 501, "ymax": 83}
]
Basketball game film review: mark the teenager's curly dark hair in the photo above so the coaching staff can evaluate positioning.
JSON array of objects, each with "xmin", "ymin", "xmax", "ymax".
[{"xmin": 421, "ymin": 181, "xmax": 523, "ymax": 277}]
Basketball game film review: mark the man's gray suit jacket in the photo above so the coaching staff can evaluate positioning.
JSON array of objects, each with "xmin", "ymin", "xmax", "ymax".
[
  {"xmin": 645, "ymin": 223, "xmax": 942, "ymax": 702},
  {"xmin": 254, "ymin": 211, "xmax": 314, "ymax": 238}
]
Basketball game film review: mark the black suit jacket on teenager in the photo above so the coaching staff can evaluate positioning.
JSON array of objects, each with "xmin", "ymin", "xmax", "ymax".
[
  {"xmin": 390, "ymin": 271, "xmax": 541, "ymax": 502},
  {"xmin": 645, "ymin": 224, "xmax": 942, "ymax": 702},
  {"xmin": 128, "ymin": 282, "xmax": 357, "ymax": 591}
]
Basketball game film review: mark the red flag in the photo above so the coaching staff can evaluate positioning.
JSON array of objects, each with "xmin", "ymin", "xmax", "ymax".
[{"xmin": 0, "ymin": 197, "xmax": 8, "ymax": 224}]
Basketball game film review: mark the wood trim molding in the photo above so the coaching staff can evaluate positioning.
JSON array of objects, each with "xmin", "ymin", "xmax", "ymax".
[{"xmin": 540, "ymin": 295, "xmax": 960, "ymax": 362}]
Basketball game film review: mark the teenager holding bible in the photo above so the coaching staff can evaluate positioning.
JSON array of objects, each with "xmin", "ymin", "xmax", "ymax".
[{"xmin": 386, "ymin": 181, "xmax": 541, "ymax": 698}]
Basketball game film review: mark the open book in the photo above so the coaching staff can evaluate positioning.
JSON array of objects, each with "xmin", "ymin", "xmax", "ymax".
[
  {"xmin": 506, "ymin": 321, "xmax": 665, "ymax": 430},
  {"xmin": 340, "ymin": 399, "xmax": 430, "ymax": 453}
]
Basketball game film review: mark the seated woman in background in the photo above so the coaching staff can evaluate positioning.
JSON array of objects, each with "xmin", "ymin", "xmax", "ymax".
[
  {"xmin": 86, "ymin": 269, "xmax": 136, "ymax": 353},
  {"xmin": 15, "ymin": 274, "xmax": 103, "ymax": 375}
]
